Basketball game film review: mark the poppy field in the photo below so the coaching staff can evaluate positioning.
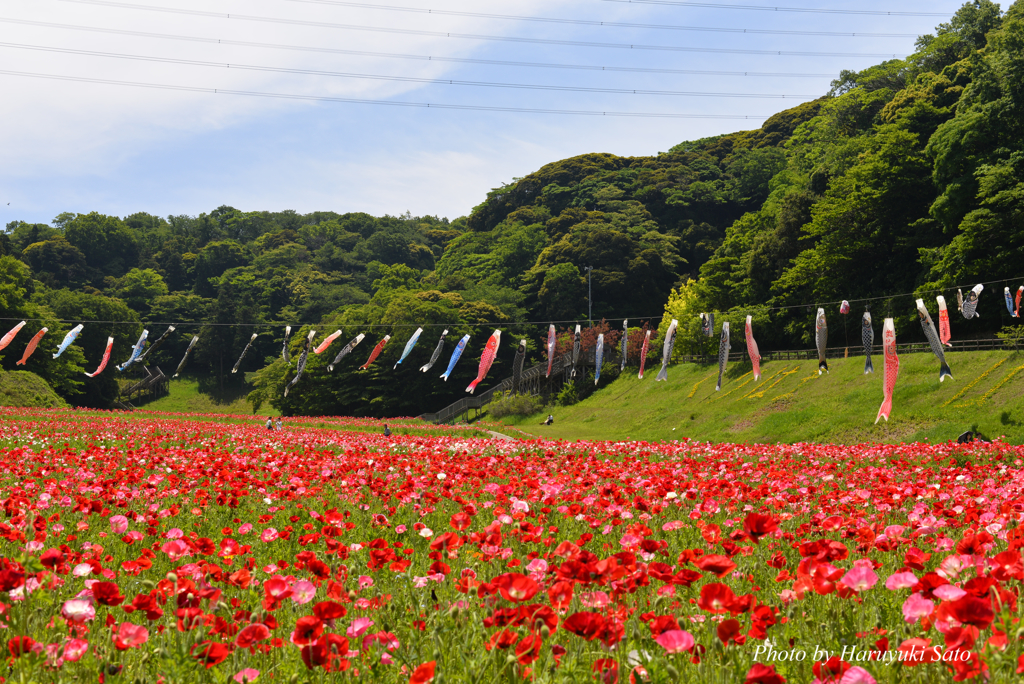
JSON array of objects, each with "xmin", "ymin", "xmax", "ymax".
[{"xmin": 1, "ymin": 407, "xmax": 1023, "ymax": 683}]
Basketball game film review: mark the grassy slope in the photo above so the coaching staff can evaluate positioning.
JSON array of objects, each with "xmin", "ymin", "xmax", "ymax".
[
  {"xmin": 499, "ymin": 350, "xmax": 1024, "ymax": 444},
  {"xmin": 136, "ymin": 376, "xmax": 278, "ymax": 416},
  {"xmin": 0, "ymin": 370, "xmax": 68, "ymax": 408}
]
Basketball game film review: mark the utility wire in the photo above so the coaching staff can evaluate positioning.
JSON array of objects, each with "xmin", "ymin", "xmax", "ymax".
[
  {"xmin": 54, "ymin": 0, "xmax": 909, "ymax": 59},
  {"xmin": 0, "ymin": 43, "xmax": 815, "ymax": 99},
  {"xmin": 0, "ymin": 69, "xmax": 776, "ymax": 118},
  {"xmin": 597, "ymin": 0, "xmax": 952, "ymax": 17},
  {"xmin": 1, "ymin": 276, "xmax": 1019, "ymax": 330},
  {"xmin": 0, "ymin": 18, "xmax": 842, "ymax": 79},
  {"xmin": 283, "ymin": 0, "xmax": 920, "ymax": 38}
]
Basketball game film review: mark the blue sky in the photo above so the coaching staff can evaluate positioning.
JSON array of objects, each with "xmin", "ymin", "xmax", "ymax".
[{"xmin": 0, "ymin": 0, "xmax": 967, "ymax": 226}]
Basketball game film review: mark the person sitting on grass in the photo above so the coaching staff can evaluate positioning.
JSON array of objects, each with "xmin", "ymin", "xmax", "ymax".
[
  {"xmin": 541, "ymin": 415, "xmax": 554, "ymax": 426},
  {"xmin": 383, "ymin": 424, "xmax": 391, "ymax": 437}
]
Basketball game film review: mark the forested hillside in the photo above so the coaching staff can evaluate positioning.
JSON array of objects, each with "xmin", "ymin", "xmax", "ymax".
[{"xmin": 1, "ymin": 0, "xmax": 1021, "ymax": 417}]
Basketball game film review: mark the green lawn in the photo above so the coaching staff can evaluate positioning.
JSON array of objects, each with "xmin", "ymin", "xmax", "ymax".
[
  {"xmin": 135, "ymin": 375, "xmax": 277, "ymax": 416},
  {"xmin": 498, "ymin": 350, "xmax": 1024, "ymax": 444}
]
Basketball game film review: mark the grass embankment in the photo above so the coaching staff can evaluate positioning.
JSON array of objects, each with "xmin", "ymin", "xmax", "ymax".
[
  {"xmin": 137, "ymin": 376, "xmax": 274, "ymax": 416},
  {"xmin": 500, "ymin": 350, "xmax": 1024, "ymax": 444},
  {"xmin": 0, "ymin": 370, "xmax": 68, "ymax": 408}
]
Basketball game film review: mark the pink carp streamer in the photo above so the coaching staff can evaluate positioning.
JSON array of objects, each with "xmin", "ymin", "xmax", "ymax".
[
  {"xmin": 0, "ymin": 321, "xmax": 26, "ymax": 352},
  {"xmin": 359, "ymin": 335, "xmax": 390, "ymax": 370},
  {"xmin": 1016, "ymin": 286, "xmax": 1023, "ymax": 318},
  {"xmin": 466, "ymin": 330, "xmax": 501, "ymax": 394},
  {"xmin": 637, "ymin": 330, "xmax": 652, "ymax": 379},
  {"xmin": 875, "ymin": 318, "xmax": 899, "ymax": 424},
  {"xmin": 16, "ymin": 328, "xmax": 48, "ymax": 365},
  {"xmin": 745, "ymin": 315, "xmax": 761, "ymax": 381},
  {"xmin": 936, "ymin": 296, "xmax": 952, "ymax": 347},
  {"xmin": 86, "ymin": 337, "xmax": 115, "ymax": 377},
  {"xmin": 314, "ymin": 330, "xmax": 342, "ymax": 354},
  {"xmin": 545, "ymin": 325, "xmax": 556, "ymax": 378}
]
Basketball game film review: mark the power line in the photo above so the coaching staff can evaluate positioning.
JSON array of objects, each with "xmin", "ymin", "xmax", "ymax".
[
  {"xmin": 0, "ymin": 18, "xmax": 842, "ymax": 79},
  {"xmin": 0, "ymin": 69, "xmax": 775, "ymax": 118},
  {"xmin": 1, "ymin": 276, "xmax": 1019, "ymax": 330},
  {"xmin": 283, "ymin": 0, "xmax": 920, "ymax": 38},
  {"xmin": 55, "ymin": 0, "xmax": 909, "ymax": 59},
  {"xmin": 596, "ymin": 0, "xmax": 952, "ymax": 17},
  {"xmin": 0, "ymin": 43, "xmax": 816, "ymax": 99}
]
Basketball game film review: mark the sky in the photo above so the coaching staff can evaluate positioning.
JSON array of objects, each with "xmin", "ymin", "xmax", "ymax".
[{"xmin": 0, "ymin": 0, "xmax": 968, "ymax": 226}]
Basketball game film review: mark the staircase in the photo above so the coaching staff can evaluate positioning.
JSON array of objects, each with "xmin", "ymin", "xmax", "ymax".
[
  {"xmin": 419, "ymin": 350, "xmax": 600, "ymax": 424},
  {"xmin": 116, "ymin": 365, "xmax": 169, "ymax": 410}
]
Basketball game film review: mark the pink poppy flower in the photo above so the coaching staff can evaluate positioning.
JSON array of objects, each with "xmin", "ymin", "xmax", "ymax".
[
  {"xmin": 63, "ymin": 639, "xmax": 89, "ymax": 662},
  {"xmin": 113, "ymin": 622, "xmax": 149, "ymax": 650},
  {"xmin": 234, "ymin": 669, "xmax": 260, "ymax": 683},
  {"xmin": 839, "ymin": 667, "xmax": 877, "ymax": 684},
  {"xmin": 840, "ymin": 562, "xmax": 878, "ymax": 592},
  {"xmin": 290, "ymin": 580, "xmax": 316, "ymax": 605},
  {"xmin": 260, "ymin": 528, "xmax": 279, "ymax": 543},
  {"xmin": 884, "ymin": 572, "xmax": 918, "ymax": 590},
  {"xmin": 109, "ymin": 515, "xmax": 129, "ymax": 535},
  {"xmin": 61, "ymin": 598, "xmax": 95, "ymax": 624},
  {"xmin": 654, "ymin": 630, "xmax": 695, "ymax": 654},
  {"xmin": 902, "ymin": 593, "xmax": 935, "ymax": 623},
  {"xmin": 160, "ymin": 540, "xmax": 189, "ymax": 561},
  {"xmin": 347, "ymin": 617, "xmax": 374, "ymax": 638}
]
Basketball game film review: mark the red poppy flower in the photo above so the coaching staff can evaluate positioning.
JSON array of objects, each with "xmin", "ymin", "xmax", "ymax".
[
  {"xmin": 743, "ymin": 513, "xmax": 778, "ymax": 543},
  {"xmin": 744, "ymin": 663, "xmax": 785, "ymax": 684},
  {"xmin": 291, "ymin": 616, "xmax": 325, "ymax": 646},
  {"xmin": 492, "ymin": 573, "xmax": 540, "ymax": 603},
  {"xmin": 485, "ymin": 629, "xmax": 519, "ymax": 651},
  {"xmin": 410, "ymin": 661, "xmax": 436, "ymax": 684},
  {"xmin": 547, "ymin": 581, "xmax": 574, "ymax": 611},
  {"xmin": 562, "ymin": 612, "xmax": 604, "ymax": 641},
  {"xmin": 449, "ymin": 512, "xmax": 472, "ymax": 531},
  {"xmin": 695, "ymin": 555, "xmax": 737, "ymax": 578},
  {"xmin": 592, "ymin": 658, "xmax": 619, "ymax": 684},
  {"xmin": 8, "ymin": 636, "xmax": 36, "ymax": 658},
  {"xmin": 717, "ymin": 618, "xmax": 742, "ymax": 646},
  {"xmin": 0, "ymin": 567, "xmax": 25, "ymax": 592},
  {"xmin": 811, "ymin": 656, "xmax": 849, "ymax": 680},
  {"xmin": 429, "ymin": 532, "xmax": 462, "ymax": 552},
  {"xmin": 313, "ymin": 601, "xmax": 347, "ymax": 621},
  {"xmin": 91, "ymin": 581, "xmax": 125, "ymax": 607},
  {"xmin": 235, "ymin": 623, "xmax": 271, "ymax": 649},
  {"xmin": 192, "ymin": 641, "xmax": 232, "ymax": 668},
  {"xmin": 947, "ymin": 595, "xmax": 994, "ymax": 630},
  {"xmin": 40, "ymin": 548, "xmax": 64, "ymax": 569},
  {"xmin": 903, "ymin": 547, "xmax": 931, "ymax": 570},
  {"xmin": 300, "ymin": 634, "xmax": 350, "ymax": 672},
  {"xmin": 515, "ymin": 634, "xmax": 543, "ymax": 665},
  {"xmin": 897, "ymin": 638, "xmax": 940, "ymax": 666},
  {"xmin": 697, "ymin": 583, "xmax": 737, "ymax": 614},
  {"xmin": 647, "ymin": 615, "xmax": 680, "ymax": 637}
]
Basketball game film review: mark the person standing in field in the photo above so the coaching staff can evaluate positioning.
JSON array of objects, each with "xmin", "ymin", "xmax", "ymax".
[{"xmin": 266, "ymin": 418, "xmax": 273, "ymax": 430}]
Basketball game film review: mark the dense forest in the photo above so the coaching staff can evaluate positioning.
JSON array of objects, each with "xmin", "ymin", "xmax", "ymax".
[{"xmin": 1, "ymin": 0, "xmax": 1021, "ymax": 416}]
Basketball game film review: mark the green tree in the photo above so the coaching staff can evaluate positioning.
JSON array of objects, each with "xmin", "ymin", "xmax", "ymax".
[
  {"xmin": 20, "ymin": 238, "xmax": 88, "ymax": 288},
  {"xmin": 63, "ymin": 212, "xmax": 139, "ymax": 280},
  {"xmin": 111, "ymin": 268, "xmax": 169, "ymax": 314}
]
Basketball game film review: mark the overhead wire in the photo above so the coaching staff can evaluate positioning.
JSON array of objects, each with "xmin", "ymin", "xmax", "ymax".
[
  {"xmin": 0, "ymin": 70, "xmax": 777, "ymax": 118},
  {"xmin": 0, "ymin": 43, "xmax": 817, "ymax": 99},
  {"xmin": 596, "ymin": 0, "xmax": 953, "ymax": 17},
  {"xmin": 281, "ymin": 0, "xmax": 921, "ymax": 38},
  {"xmin": 1, "ymin": 275, "xmax": 1020, "ymax": 330},
  {"xmin": 0, "ymin": 18, "xmax": 844, "ymax": 79},
  {"xmin": 53, "ymin": 0, "xmax": 910, "ymax": 59}
]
